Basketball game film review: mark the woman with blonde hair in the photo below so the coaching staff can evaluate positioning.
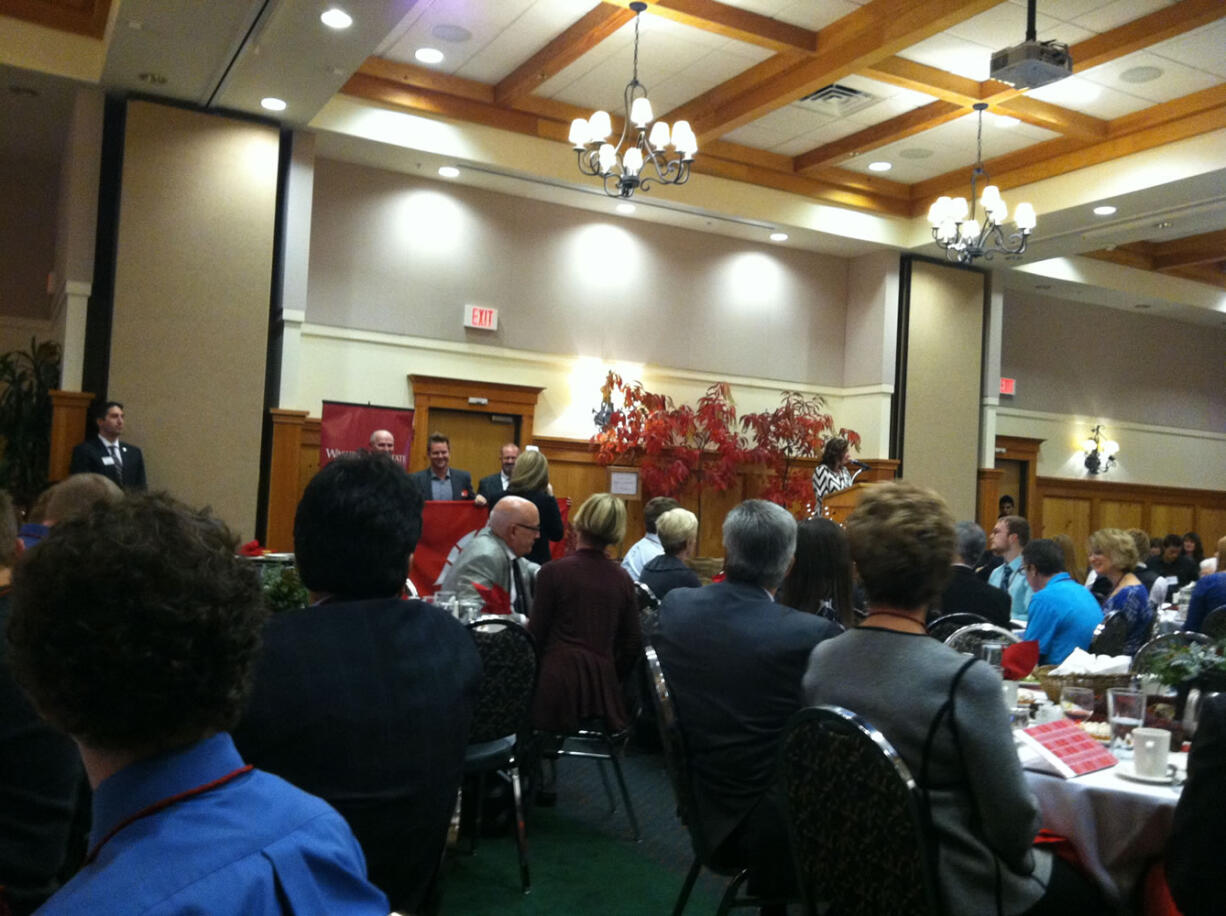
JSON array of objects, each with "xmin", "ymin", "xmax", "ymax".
[
  {"xmin": 490, "ymin": 448, "xmax": 564, "ymax": 565},
  {"xmin": 1089, "ymin": 527, "xmax": 1152, "ymax": 653},
  {"xmin": 639, "ymin": 507, "xmax": 701, "ymax": 601}
]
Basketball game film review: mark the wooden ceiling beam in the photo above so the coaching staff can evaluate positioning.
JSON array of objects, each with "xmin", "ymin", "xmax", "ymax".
[
  {"xmin": 357, "ymin": 58, "xmax": 494, "ymax": 104},
  {"xmin": 664, "ymin": 0, "xmax": 1001, "ymax": 142},
  {"xmin": 1070, "ymin": 0, "xmax": 1226, "ymax": 72},
  {"xmin": 1150, "ymin": 229, "xmax": 1226, "ymax": 271},
  {"xmin": 1165, "ymin": 265, "xmax": 1226, "ymax": 289},
  {"xmin": 0, "ymin": 0, "xmax": 112, "ymax": 38},
  {"xmin": 995, "ymin": 96, "xmax": 1108, "ymax": 141},
  {"xmin": 794, "ymin": 100, "xmax": 964, "ymax": 173},
  {"xmin": 861, "ymin": 57, "xmax": 986, "ymax": 106},
  {"xmin": 1082, "ymin": 248, "xmax": 1156, "ymax": 271},
  {"xmin": 494, "ymin": 4, "xmax": 634, "ymax": 105},
  {"xmin": 607, "ymin": 0, "xmax": 816, "ymax": 53}
]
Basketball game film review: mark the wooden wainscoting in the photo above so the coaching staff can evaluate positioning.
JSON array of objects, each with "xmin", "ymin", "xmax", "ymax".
[
  {"xmin": 264, "ymin": 415, "xmax": 899, "ymax": 557},
  {"xmin": 1035, "ymin": 476, "xmax": 1226, "ymax": 576}
]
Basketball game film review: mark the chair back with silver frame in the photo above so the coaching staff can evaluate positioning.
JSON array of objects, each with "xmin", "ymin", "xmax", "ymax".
[{"xmin": 943, "ymin": 623, "xmax": 1019, "ymax": 656}]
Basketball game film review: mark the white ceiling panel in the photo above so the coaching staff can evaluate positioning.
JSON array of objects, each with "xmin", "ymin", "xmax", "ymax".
[
  {"xmin": 766, "ymin": 116, "xmax": 866, "ymax": 155},
  {"xmin": 1079, "ymin": 50, "xmax": 1221, "ymax": 104},
  {"xmin": 773, "ymin": 0, "xmax": 864, "ymax": 30},
  {"xmin": 899, "ymin": 33, "xmax": 994, "ymax": 82},
  {"xmin": 1148, "ymin": 20, "xmax": 1226, "ymax": 80},
  {"xmin": 948, "ymin": 3, "xmax": 1061, "ymax": 48},
  {"xmin": 1070, "ymin": 0, "xmax": 1176, "ymax": 33},
  {"xmin": 1024, "ymin": 75, "xmax": 1153, "ymax": 117}
]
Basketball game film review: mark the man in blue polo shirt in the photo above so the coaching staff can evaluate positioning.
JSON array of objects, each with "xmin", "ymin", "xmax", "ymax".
[
  {"xmin": 1021, "ymin": 538, "xmax": 1103, "ymax": 665},
  {"xmin": 7, "ymin": 494, "xmax": 387, "ymax": 914}
]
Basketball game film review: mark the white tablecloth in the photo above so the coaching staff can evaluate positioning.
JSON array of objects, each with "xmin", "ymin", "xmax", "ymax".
[{"xmin": 1021, "ymin": 749, "xmax": 1185, "ymax": 905}]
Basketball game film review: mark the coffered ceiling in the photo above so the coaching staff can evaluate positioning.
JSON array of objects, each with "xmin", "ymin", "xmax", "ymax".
[{"xmin": 2, "ymin": 0, "xmax": 1224, "ymax": 320}]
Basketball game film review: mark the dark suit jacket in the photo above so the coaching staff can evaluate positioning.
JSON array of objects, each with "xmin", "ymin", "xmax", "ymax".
[
  {"xmin": 408, "ymin": 467, "xmax": 473, "ymax": 501},
  {"xmin": 933, "ymin": 564, "xmax": 1012, "ymax": 626},
  {"xmin": 476, "ymin": 472, "xmax": 506, "ymax": 504},
  {"xmin": 653, "ymin": 580, "xmax": 840, "ymax": 848},
  {"xmin": 231, "ymin": 596, "xmax": 482, "ymax": 913},
  {"xmin": 1168, "ymin": 694, "xmax": 1226, "ymax": 916},
  {"xmin": 68, "ymin": 437, "xmax": 146, "ymax": 490}
]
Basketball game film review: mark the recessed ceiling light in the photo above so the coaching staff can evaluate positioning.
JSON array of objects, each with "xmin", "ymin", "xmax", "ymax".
[
  {"xmin": 320, "ymin": 8, "xmax": 353, "ymax": 29},
  {"xmin": 1120, "ymin": 66, "xmax": 1163, "ymax": 84},
  {"xmin": 616, "ymin": 202, "xmax": 635, "ymax": 215},
  {"xmin": 1093, "ymin": 205, "xmax": 1117, "ymax": 216},
  {"xmin": 261, "ymin": 97, "xmax": 287, "ymax": 112},
  {"xmin": 993, "ymin": 115, "xmax": 1020, "ymax": 128},
  {"xmin": 899, "ymin": 147, "xmax": 932, "ymax": 160},
  {"xmin": 867, "ymin": 161, "xmax": 892, "ymax": 172},
  {"xmin": 415, "ymin": 47, "xmax": 445, "ymax": 64},
  {"xmin": 432, "ymin": 24, "xmax": 472, "ymax": 43},
  {"xmin": 1153, "ymin": 220, "xmax": 1173, "ymax": 229},
  {"xmin": 770, "ymin": 232, "xmax": 789, "ymax": 242},
  {"xmin": 437, "ymin": 166, "xmax": 460, "ymax": 178}
]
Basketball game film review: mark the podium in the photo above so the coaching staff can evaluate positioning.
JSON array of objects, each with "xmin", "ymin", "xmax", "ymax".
[{"xmin": 822, "ymin": 483, "xmax": 870, "ymax": 525}]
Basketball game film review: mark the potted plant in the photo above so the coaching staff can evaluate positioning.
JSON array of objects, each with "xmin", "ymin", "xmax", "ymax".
[{"xmin": 0, "ymin": 338, "xmax": 62, "ymax": 511}]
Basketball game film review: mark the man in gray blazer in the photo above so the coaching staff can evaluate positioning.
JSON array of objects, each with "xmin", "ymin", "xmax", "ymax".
[
  {"xmin": 441, "ymin": 495, "xmax": 539, "ymax": 615},
  {"xmin": 407, "ymin": 432, "xmax": 474, "ymax": 501}
]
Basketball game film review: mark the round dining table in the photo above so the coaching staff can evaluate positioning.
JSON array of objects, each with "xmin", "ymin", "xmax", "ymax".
[{"xmin": 1021, "ymin": 747, "xmax": 1185, "ymax": 907}]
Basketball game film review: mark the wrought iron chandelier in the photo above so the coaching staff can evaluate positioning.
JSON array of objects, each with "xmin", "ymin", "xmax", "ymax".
[
  {"xmin": 568, "ymin": 2, "xmax": 697, "ymax": 199},
  {"xmin": 1082, "ymin": 424, "xmax": 1119, "ymax": 475},
  {"xmin": 927, "ymin": 103, "xmax": 1036, "ymax": 264}
]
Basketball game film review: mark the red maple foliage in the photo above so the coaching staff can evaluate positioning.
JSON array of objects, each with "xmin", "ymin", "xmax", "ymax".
[
  {"xmin": 741, "ymin": 391, "xmax": 860, "ymax": 517},
  {"xmin": 590, "ymin": 372, "xmax": 745, "ymax": 500}
]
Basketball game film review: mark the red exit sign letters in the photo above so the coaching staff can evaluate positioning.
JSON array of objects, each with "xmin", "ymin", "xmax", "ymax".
[{"xmin": 464, "ymin": 305, "xmax": 498, "ymax": 330}]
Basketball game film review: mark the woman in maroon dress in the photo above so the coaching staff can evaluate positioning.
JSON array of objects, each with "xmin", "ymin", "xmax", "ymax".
[{"xmin": 528, "ymin": 493, "xmax": 642, "ymax": 737}]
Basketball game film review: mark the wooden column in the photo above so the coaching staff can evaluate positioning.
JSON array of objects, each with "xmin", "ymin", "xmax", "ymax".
[
  {"xmin": 265, "ymin": 409, "xmax": 310, "ymax": 552},
  {"xmin": 48, "ymin": 389, "xmax": 95, "ymax": 482}
]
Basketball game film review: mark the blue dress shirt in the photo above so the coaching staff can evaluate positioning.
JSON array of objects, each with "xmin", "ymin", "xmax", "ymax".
[
  {"xmin": 988, "ymin": 554, "xmax": 1033, "ymax": 622},
  {"xmin": 38, "ymin": 733, "xmax": 387, "ymax": 915},
  {"xmin": 1021, "ymin": 573, "xmax": 1103, "ymax": 665}
]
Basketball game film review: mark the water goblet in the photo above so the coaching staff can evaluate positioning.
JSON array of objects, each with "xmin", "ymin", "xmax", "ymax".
[
  {"xmin": 1060, "ymin": 686, "xmax": 1095, "ymax": 727},
  {"xmin": 1107, "ymin": 687, "xmax": 1143, "ymax": 757}
]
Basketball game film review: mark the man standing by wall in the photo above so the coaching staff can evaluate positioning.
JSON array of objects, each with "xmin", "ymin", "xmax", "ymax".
[
  {"xmin": 68, "ymin": 401, "xmax": 146, "ymax": 491},
  {"xmin": 476, "ymin": 442, "xmax": 519, "ymax": 506},
  {"xmin": 408, "ymin": 432, "xmax": 474, "ymax": 501},
  {"xmin": 368, "ymin": 429, "xmax": 395, "ymax": 454}
]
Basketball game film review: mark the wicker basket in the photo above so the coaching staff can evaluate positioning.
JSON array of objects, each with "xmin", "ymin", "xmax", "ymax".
[{"xmin": 1034, "ymin": 665, "xmax": 1135, "ymax": 704}]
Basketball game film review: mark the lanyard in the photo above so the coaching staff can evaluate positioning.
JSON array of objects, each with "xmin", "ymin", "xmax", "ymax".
[{"xmin": 84, "ymin": 764, "xmax": 253, "ymax": 865}]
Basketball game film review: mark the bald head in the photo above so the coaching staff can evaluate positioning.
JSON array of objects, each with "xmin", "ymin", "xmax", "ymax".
[
  {"xmin": 489, "ymin": 495, "xmax": 540, "ymax": 558},
  {"xmin": 369, "ymin": 430, "xmax": 395, "ymax": 454}
]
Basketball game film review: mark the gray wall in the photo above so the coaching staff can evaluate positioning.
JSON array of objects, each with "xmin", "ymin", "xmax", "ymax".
[
  {"xmin": 0, "ymin": 155, "xmax": 56, "ymax": 320},
  {"xmin": 307, "ymin": 158, "xmax": 849, "ymax": 386},
  {"xmin": 1001, "ymin": 294, "xmax": 1226, "ymax": 433}
]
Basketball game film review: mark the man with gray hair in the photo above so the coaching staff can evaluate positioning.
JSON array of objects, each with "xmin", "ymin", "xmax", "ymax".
[
  {"xmin": 934, "ymin": 521, "xmax": 1011, "ymax": 626},
  {"xmin": 654, "ymin": 500, "xmax": 840, "ymax": 906}
]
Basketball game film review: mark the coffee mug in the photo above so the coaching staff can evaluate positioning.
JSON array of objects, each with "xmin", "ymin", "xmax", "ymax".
[{"xmin": 1132, "ymin": 727, "xmax": 1171, "ymax": 779}]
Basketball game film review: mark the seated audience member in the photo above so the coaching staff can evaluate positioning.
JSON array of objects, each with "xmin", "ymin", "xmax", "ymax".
[
  {"xmin": 24, "ymin": 473, "xmax": 123, "ymax": 547},
  {"xmin": 973, "ymin": 495, "xmax": 1015, "ymax": 581},
  {"xmin": 933, "ymin": 520, "xmax": 1010, "ymax": 627},
  {"xmin": 803, "ymin": 481, "xmax": 1104, "ymax": 916},
  {"xmin": 1124, "ymin": 528, "xmax": 1161, "ymax": 594},
  {"xmin": 1184, "ymin": 536, "xmax": 1226, "ymax": 634},
  {"xmin": 639, "ymin": 507, "xmax": 701, "ymax": 602},
  {"xmin": 7, "ymin": 494, "xmax": 387, "ymax": 913},
  {"xmin": 232, "ymin": 452, "xmax": 481, "ymax": 913},
  {"xmin": 1052, "ymin": 533, "xmax": 1080, "ymax": 583},
  {"xmin": 16, "ymin": 488, "xmax": 52, "ymax": 549},
  {"xmin": 530, "ymin": 494, "xmax": 642, "ymax": 798},
  {"xmin": 1151, "ymin": 532, "xmax": 1199, "ymax": 588},
  {"xmin": 441, "ymin": 494, "xmax": 539, "ymax": 614},
  {"xmin": 1021, "ymin": 539, "xmax": 1103, "ymax": 665},
  {"xmin": 1089, "ymin": 528, "xmax": 1154, "ymax": 654},
  {"xmin": 0, "ymin": 492, "xmax": 88, "ymax": 916},
  {"xmin": 1167, "ymin": 692, "xmax": 1226, "ymax": 916},
  {"xmin": 776, "ymin": 517, "xmax": 855, "ymax": 628},
  {"xmin": 488, "ymin": 449, "xmax": 564, "ymax": 566},
  {"xmin": 655, "ymin": 500, "xmax": 840, "ymax": 905},
  {"xmin": 1183, "ymin": 531, "xmax": 1205, "ymax": 566},
  {"xmin": 621, "ymin": 496, "xmax": 679, "ymax": 580},
  {"xmin": 988, "ymin": 514, "xmax": 1034, "ymax": 621}
]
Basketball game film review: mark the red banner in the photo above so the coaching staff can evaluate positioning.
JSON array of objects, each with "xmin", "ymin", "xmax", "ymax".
[
  {"xmin": 409, "ymin": 498, "xmax": 572, "ymax": 596},
  {"xmin": 320, "ymin": 401, "xmax": 414, "ymax": 468}
]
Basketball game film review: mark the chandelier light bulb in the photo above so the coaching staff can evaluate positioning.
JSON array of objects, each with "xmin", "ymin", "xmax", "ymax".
[
  {"xmin": 950, "ymin": 197, "xmax": 969, "ymax": 222},
  {"xmin": 672, "ymin": 120, "xmax": 697, "ymax": 156},
  {"xmin": 648, "ymin": 121, "xmax": 670, "ymax": 149},
  {"xmin": 1014, "ymin": 202, "xmax": 1037, "ymax": 231},
  {"xmin": 588, "ymin": 110, "xmax": 612, "ymax": 140},
  {"xmin": 980, "ymin": 185, "xmax": 1002, "ymax": 209},
  {"xmin": 1082, "ymin": 438, "xmax": 1097, "ymax": 452},
  {"xmin": 959, "ymin": 218, "xmax": 981, "ymax": 240},
  {"xmin": 622, "ymin": 147, "xmax": 643, "ymax": 175},
  {"xmin": 569, "ymin": 118, "xmax": 589, "ymax": 148},
  {"xmin": 629, "ymin": 96, "xmax": 653, "ymax": 127},
  {"xmin": 597, "ymin": 143, "xmax": 617, "ymax": 173},
  {"xmin": 937, "ymin": 220, "xmax": 957, "ymax": 242},
  {"xmin": 1105, "ymin": 440, "xmax": 1120, "ymax": 457}
]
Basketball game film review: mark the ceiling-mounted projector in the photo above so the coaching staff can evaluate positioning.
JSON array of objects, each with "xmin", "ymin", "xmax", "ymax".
[{"xmin": 990, "ymin": 39, "xmax": 1073, "ymax": 90}]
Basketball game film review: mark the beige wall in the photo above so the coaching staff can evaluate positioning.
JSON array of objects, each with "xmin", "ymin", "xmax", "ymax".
[
  {"xmin": 109, "ymin": 101, "xmax": 278, "ymax": 538},
  {"xmin": 0, "ymin": 154, "xmax": 57, "ymax": 320},
  {"xmin": 901, "ymin": 260, "xmax": 985, "ymax": 519}
]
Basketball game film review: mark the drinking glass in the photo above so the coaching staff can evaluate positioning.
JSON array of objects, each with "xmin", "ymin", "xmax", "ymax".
[
  {"xmin": 978, "ymin": 643, "xmax": 1004, "ymax": 671},
  {"xmin": 1107, "ymin": 688, "xmax": 1144, "ymax": 757},
  {"xmin": 433, "ymin": 590, "xmax": 457, "ymax": 614},
  {"xmin": 1060, "ymin": 686, "xmax": 1095, "ymax": 725}
]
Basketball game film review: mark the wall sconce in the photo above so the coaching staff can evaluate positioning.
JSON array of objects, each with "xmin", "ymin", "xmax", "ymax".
[{"xmin": 1082, "ymin": 424, "xmax": 1119, "ymax": 475}]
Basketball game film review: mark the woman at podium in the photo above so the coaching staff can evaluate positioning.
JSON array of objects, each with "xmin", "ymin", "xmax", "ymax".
[{"xmin": 810, "ymin": 437, "xmax": 862, "ymax": 518}]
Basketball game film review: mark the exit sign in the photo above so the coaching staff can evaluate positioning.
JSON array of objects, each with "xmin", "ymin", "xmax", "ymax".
[
  {"xmin": 1000, "ymin": 377, "xmax": 1016, "ymax": 396},
  {"xmin": 464, "ymin": 305, "xmax": 498, "ymax": 330}
]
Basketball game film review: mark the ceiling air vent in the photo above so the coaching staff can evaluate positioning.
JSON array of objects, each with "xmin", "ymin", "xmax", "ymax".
[{"xmin": 796, "ymin": 83, "xmax": 877, "ymax": 117}]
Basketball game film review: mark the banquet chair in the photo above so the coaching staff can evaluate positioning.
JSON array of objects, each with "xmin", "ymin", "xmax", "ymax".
[
  {"xmin": 462, "ymin": 616, "xmax": 538, "ymax": 894},
  {"xmin": 779, "ymin": 705, "xmax": 939, "ymax": 916},
  {"xmin": 1131, "ymin": 631, "xmax": 1213, "ymax": 674},
  {"xmin": 644, "ymin": 646, "xmax": 795, "ymax": 916},
  {"xmin": 546, "ymin": 719, "xmax": 640, "ymax": 842},
  {"xmin": 1089, "ymin": 610, "xmax": 1130, "ymax": 656},
  {"xmin": 926, "ymin": 612, "xmax": 990, "ymax": 643},
  {"xmin": 944, "ymin": 623, "xmax": 1019, "ymax": 656},
  {"xmin": 1198, "ymin": 606, "xmax": 1226, "ymax": 640}
]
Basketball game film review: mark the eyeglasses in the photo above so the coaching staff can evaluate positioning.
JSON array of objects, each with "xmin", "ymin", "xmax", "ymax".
[{"xmin": 515, "ymin": 523, "xmax": 541, "ymax": 533}]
